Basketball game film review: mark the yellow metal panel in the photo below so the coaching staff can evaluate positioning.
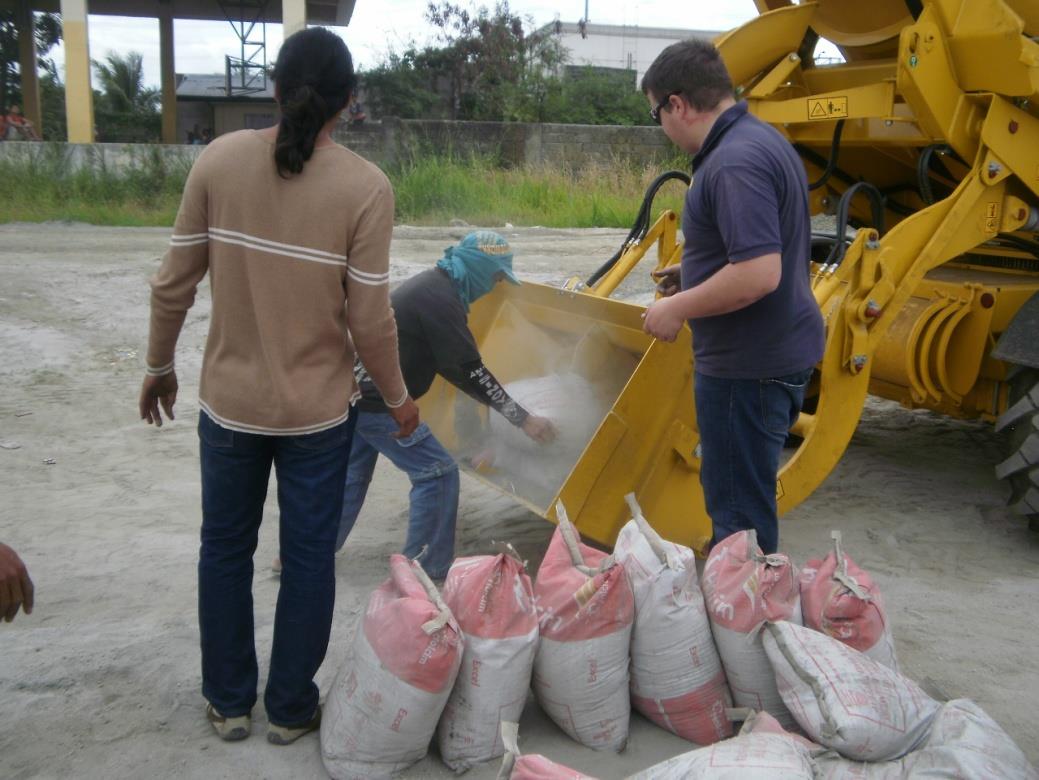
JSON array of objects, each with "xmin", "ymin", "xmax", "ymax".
[
  {"xmin": 896, "ymin": 14, "xmax": 965, "ymax": 152},
  {"xmin": 809, "ymin": 0, "xmax": 911, "ymax": 49},
  {"xmin": 749, "ymin": 82, "xmax": 895, "ymax": 125},
  {"xmin": 716, "ymin": 4, "xmax": 817, "ymax": 90}
]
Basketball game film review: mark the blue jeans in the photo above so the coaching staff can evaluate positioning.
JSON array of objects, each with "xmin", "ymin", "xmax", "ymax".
[
  {"xmin": 197, "ymin": 410, "xmax": 355, "ymax": 727},
  {"xmin": 694, "ymin": 369, "xmax": 812, "ymax": 555},
  {"xmin": 336, "ymin": 411, "xmax": 459, "ymax": 580}
]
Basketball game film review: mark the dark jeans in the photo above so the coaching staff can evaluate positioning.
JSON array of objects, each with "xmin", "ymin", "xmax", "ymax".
[
  {"xmin": 336, "ymin": 412, "xmax": 459, "ymax": 580},
  {"xmin": 694, "ymin": 369, "xmax": 811, "ymax": 555},
  {"xmin": 197, "ymin": 410, "xmax": 355, "ymax": 727}
]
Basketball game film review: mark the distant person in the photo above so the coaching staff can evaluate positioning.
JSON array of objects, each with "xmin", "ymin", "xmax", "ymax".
[
  {"xmin": 3, "ymin": 105, "xmax": 39, "ymax": 141},
  {"xmin": 186, "ymin": 130, "xmax": 197, "ymax": 144},
  {"xmin": 139, "ymin": 27, "xmax": 416, "ymax": 746},
  {"xmin": 347, "ymin": 98, "xmax": 365, "ymax": 127},
  {"xmin": 200, "ymin": 127, "xmax": 213, "ymax": 144},
  {"xmin": 640, "ymin": 39, "xmax": 824, "ymax": 555},
  {"xmin": 0, "ymin": 543, "xmax": 34, "ymax": 623},
  {"xmin": 272, "ymin": 231, "xmax": 556, "ymax": 582}
]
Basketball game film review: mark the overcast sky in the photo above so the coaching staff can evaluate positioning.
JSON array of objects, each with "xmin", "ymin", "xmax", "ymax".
[{"xmin": 47, "ymin": 1, "xmax": 762, "ymax": 87}]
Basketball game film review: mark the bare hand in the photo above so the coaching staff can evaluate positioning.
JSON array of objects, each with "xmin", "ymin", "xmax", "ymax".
[
  {"xmin": 651, "ymin": 265, "xmax": 681, "ymax": 297},
  {"xmin": 521, "ymin": 415, "xmax": 557, "ymax": 444},
  {"xmin": 390, "ymin": 397, "xmax": 421, "ymax": 439},
  {"xmin": 642, "ymin": 297, "xmax": 685, "ymax": 342},
  {"xmin": 139, "ymin": 371, "xmax": 178, "ymax": 427},
  {"xmin": 0, "ymin": 543, "xmax": 34, "ymax": 623},
  {"xmin": 470, "ymin": 447, "xmax": 496, "ymax": 471}
]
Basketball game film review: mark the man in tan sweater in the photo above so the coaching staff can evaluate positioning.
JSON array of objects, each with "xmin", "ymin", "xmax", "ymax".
[{"xmin": 138, "ymin": 28, "xmax": 416, "ymax": 746}]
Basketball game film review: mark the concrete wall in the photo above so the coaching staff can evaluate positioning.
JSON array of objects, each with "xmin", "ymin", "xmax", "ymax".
[
  {"xmin": 0, "ymin": 139, "xmax": 204, "ymax": 174},
  {"xmin": 0, "ymin": 119, "xmax": 679, "ymax": 173},
  {"xmin": 333, "ymin": 118, "xmax": 678, "ymax": 171}
]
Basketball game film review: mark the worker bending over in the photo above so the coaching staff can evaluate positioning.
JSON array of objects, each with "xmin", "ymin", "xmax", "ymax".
[{"xmin": 278, "ymin": 231, "xmax": 555, "ymax": 580}]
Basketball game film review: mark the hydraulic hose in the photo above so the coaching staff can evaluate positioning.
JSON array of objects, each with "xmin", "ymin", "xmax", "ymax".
[
  {"xmin": 586, "ymin": 170, "xmax": 692, "ymax": 287},
  {"xmin": 824, "ymin": 182, "xmax": 887, "ymax": 268},
  {"xmin": 807, "ymin": 119, "xmax": 845, "ymax": 191}
]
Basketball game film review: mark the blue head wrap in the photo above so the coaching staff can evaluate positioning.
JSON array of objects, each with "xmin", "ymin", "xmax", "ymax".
[{"xmin": 436, "ymin": 230, "xmax": 520, "ymax": 312}]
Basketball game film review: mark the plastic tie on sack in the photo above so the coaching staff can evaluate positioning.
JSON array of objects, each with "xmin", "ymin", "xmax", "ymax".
[
  {"xmin": 830, "ymin": 530, "xmax": 872, "ymax": 601},
  {"xmin": 408, "ymin": 557, "xmax": 458, "ymax": 635},
  {"xmin": 555, "ymin": 501, "xmax": 614, "ymax": 576},
  {"xmin": 496, "ymin": 721, "xmax": 521, "ymax": 780},
  {"xmin": 624, "ymin": 492, "xmax": 682, "ymax": 571},
  {"xmin": 764, "ymin": 622, "xmax": 844, "ymax": 742},
  {"xmin": 491, "ymin": 540, "xmax": 528, "ymax": 569}
]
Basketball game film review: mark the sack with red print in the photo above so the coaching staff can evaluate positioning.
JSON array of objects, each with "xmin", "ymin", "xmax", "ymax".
[
  {"xmin": 762, "ymin": 621, "xmax": 939, "ymax": 762},
  {"xmin": 628, "ymin": 709, "xmax": 818, "ymax": 779},
  {"xmin": 700, "ymin": 530, "xmax": 802, "ymax": 731},
  {"xmin": 800, "ymin": 531, "xmax": 898, "ymax": 671},
  {"xmin": 321, "ymin": 555, "xmax": 463, "ymax": 780},
  {"xmin": 533, "ymin": 502, "xmax": 634, "ymax": 752},
  {"xmin": 437, "ymin": 548, "xmax": 540, "ymax": 771},
  {"xmin": 813, "ymin": 699, "xmax": 1038, "ymax": 778},
  {"xmin": 496, "ymin": 722, "xmax": 601, "ymax": 780},
  {"xmin": 614, "ymin": 494, "xmax": 732, "ymax": 745}
]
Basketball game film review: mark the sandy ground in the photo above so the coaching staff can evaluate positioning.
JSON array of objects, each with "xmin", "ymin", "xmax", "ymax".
[{"xmin": 1, "ymin": 222, "xmax": 1037, "ymax": 779}]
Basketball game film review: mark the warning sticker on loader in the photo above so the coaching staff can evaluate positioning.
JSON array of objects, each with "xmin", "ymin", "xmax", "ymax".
[{"xmin": 807, "ymin": 97, "xmax": 848, "ymax": 120}]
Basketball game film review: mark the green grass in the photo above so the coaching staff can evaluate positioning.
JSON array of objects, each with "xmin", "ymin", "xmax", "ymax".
[{"xmin": 0, "ymin": 151, "xmax": 689, "ymax": 229}]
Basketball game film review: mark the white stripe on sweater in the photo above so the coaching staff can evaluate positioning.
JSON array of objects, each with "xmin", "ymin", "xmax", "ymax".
[
  {"xmin": 199, "ymin": 400, "xmax": 351, "ymax": 437},
  {"xmin": 210, "ymin": 233, "xmax": 348, "ymax": 267},
  {"xmin": 346, "ymin": 267, "xmax": 389, "ymax": 286},
  {"xmin": 209, "ymin": 227, "xmax": 347, "ymax": 262}
]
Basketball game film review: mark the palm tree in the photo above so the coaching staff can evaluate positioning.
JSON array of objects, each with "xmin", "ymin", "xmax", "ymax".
[{"xmin": 92, "ymin": 51, "xmax": 158, "ymax": 113}]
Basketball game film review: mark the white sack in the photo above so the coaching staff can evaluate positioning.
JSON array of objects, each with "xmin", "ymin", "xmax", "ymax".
[
  {"xmin": 437, "ymin": 551, "xmax": 539, "ymax": 772},
  {"xmin": 614, "ymin": 494, "xmax": 732, "ymax": 744},
  {"xmin": 321, "ymin": 555, "xmax": 463, "ymax": 780},
  {"xmin": 762, "ymin": 621, "xmax": 939, "ymax": 762},
  {"xmin": 800, "ymin": 531, "xmax": 898, "ymax": 671},
  {"xmin": 813, "ymin": 699, "xmax": 1038, "ymax": 779},
  {"xmin": 533, "ymin": 504, "xmax": 633, "ymax": 752},
  {"xmin": 701, "ymin": 530, "xmax": 802, "ymax": 731},
  {"xmin": 627, "ymin": 715, "xmax": 816, "ymax": 780}
]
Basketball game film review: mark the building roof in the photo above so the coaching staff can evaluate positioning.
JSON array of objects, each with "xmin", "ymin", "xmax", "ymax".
[
  {"xmin": 0, "ymin": 0, "xmax": 356, "ymax": 25},
  {"xmin": 540, "ymin": 20, "xmax": 721, "ymax": 40},
  {"xmin": 176, "ymin": 73, "xmax": 275, "ymax": 102}
]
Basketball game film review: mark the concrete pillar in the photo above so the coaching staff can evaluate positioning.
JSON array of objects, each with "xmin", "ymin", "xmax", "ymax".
[
  {"xmin": 282, "ymin": 0, "xmax": 307, "ymax": 37},
  {"xmin": 60, "ymin": 0, "xmax": 95, "ymax": 143},
  {"xmin": 15, "ymin": 0, "xmax": 42, "ymax": 136},
  {"xmin": 159, "ymin": 0, "xmax": 177, "ymax": 144}
]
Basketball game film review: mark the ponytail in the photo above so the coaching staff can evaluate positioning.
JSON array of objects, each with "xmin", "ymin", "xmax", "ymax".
[
  {"xmin": 275, "ymin": 85, "xmax": 327, "ymax": 176},
  {"xmin": 271, "ymin": 27, "xmax": 355, "ymax": 178}
]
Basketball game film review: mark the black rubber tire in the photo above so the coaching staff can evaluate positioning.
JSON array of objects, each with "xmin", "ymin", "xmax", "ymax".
[{"xmin": 997, "ymin": 368, "xmax": 1039, "ymax": 530}]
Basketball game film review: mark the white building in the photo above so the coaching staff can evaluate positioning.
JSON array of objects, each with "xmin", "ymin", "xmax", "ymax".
[{"xmin": 542, "ymin": 21, "xmax": 722, "ymax": 86}]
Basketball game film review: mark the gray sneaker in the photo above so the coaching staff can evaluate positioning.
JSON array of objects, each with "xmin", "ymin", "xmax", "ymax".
[
  {"xmin": 206, "ymin": 703, "xmax": 250, "ymax": 741},
  {"xmin": 267, "ymin": 706, "xmax": 321, "ymax": 745}
]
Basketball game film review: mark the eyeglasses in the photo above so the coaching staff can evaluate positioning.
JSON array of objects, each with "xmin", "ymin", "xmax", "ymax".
[{"xmin": 650, "ymin": 91, "xmax": 682, "ymax": 124}]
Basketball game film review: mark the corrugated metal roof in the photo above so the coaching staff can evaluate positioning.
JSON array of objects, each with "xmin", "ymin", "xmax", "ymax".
[{"xmin": 176, "ymin": 73, "xmax": 275, "ymax": 101}]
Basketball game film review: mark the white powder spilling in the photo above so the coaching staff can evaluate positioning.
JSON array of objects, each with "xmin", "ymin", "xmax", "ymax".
[{"xmin": 487, "ymin": 372, "xmax": 609, "ymax": 507}]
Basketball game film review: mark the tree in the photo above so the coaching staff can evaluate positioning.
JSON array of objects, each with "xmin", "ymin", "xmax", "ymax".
[
  {"xmin": 0, "ymin": 11, "xmax": 62, "ymax": 115},
  {"xmin": 424, "ymin": 1, "xmax": 565, "ymax": 120},
  {"xmin": 93, "ymin": 51, "xmax": 158, "ymax": 114},
  {"xmin": 39, "ymin": 59, "xmax": 66, "ymax": 140},
  {"xmin": 92, "ymin": 51, "xmax": 161, "ymax": 142}
]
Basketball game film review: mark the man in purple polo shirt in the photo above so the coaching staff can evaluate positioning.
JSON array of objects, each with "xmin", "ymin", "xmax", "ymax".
[{"xmin": 640, "ymin": 39, "xmax": 824, "ymax": 554}]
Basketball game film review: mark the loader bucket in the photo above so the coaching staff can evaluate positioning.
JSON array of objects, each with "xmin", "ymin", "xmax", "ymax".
[{"xmin": 416, "ymin": 279, "xmax": 712, "ymax": 553}]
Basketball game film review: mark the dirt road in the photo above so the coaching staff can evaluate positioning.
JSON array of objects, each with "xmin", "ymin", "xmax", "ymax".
[{"xmin": 1, "ymin": 223, "xmax": 1036, "ymax": 778}]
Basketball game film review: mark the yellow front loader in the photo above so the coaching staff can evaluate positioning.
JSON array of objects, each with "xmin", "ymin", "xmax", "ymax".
[{"xmin": 420, "ymin": 0, "xmax": 1039, "ymax": 550}]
